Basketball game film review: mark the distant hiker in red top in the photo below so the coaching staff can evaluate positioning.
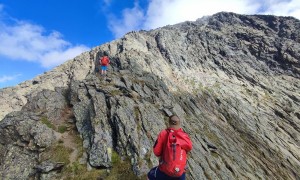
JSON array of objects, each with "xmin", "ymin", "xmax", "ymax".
[
  {"xmin": 99, "ymin": 52, "xmax": 110, "ymax": 75},
  {"xmin": 148, "ymin": 115, "xmax": 193, "ymax": 180}
]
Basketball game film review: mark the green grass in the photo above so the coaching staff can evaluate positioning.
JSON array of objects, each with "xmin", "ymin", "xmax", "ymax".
[
  {"xmin": 54, "ymin": 145, "xmax": 73, "ymax": 164},
  {"xmin": 64, "ymin": 162, "xmax": 105, "ymax": 180},
  {"xmin": 58, "ymin": 125, "xmax": 68, "ymax": 133},
  {"xmin": 41, "ymin": 144, "xmax": 73, "ymax": 164},
  {"xmin": 111, "ymin": 150, "xmax": 121, "ymax": 165},
  {"xmin": 40, "ymin": 117, "xmax": 56, "ymax": 130},
  {"xmin": 61, "ymin": 150, "xmax": 143, "ymax": 180},
  {"xmin": 107, "ymin": 151, "xmax": 139, "ymax": 180},
  {"xmin": 72, "ymin": 131, "xmax": 85, "ymax": 158}
]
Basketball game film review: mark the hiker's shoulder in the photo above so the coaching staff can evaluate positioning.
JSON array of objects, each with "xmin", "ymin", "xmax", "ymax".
[
  {"xmin": 176, "ymin": 129, "xmax": 190, "ymax": 136},
  {"xmin": 158, "ymin": 129, "xmax": 168, "ymax": 136}
]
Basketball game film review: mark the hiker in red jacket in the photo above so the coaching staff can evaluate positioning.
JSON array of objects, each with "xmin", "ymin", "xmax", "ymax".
[
  {"xmin": 148, "ymin": 115, "xmax": 193, "ymax": 180},
  {"xmin": 99, "ymin": 52, "xmax": 110, "ymax": 75}
]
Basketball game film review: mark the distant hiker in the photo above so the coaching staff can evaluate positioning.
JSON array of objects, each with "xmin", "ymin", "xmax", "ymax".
[
  {"xmin": 99, "ymin": 52, "xmax": 110, "ymax": 75},
  {"xmin": 148, "ymin": 115, "xmax": 193, "ymax": 180}
]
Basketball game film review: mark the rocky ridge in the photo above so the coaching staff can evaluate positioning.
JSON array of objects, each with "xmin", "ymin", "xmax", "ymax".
[{"xmin": 0, "ymin": 12, "xmax": 300, "ymax": 179}]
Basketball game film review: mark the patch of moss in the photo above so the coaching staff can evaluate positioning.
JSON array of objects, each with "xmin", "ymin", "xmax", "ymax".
[
  {"xmin": 41, "ymin": 117, "xmax": 56, "ymax": 130},
  {"xmin": 134, "ymin": 106, "xmax": 140, "ymax": 120},
  {"xmin": 111, "ymin": 150, "xmax": 121, "ymax": 165},
  {"xmin": 53, "ymin": 145, "xmax": 72, "ymax": 164},
  {"xmin": 58, "ymin": 125, "xmax": 68, "ymax": 133},
  {"xmin": 110, "ymin": 89, "xmax": 122, "ymax": 96},
  {"xmin": 211, "ymin": 151, "xmax": 219, "ymax": 158},
  {"xmin": 41, "ymin": 144, "xmax": 73, "ymax": 164},
  {"xmin": 108, "ymin": 160, "xmax": 138, "ymax": 180},
  {"xmin": 106, "ymin": 151, "xmax": 139, "ymax": 180},
  {"xmin": 63, "ymin": 162, "xmax": 105, "ymax": 180},
  {"xmin": 73, "ymin": 134, "xmax": 83, "ymax": 147},
  {"xmin": 70, "ymin": 130, "xmax": 85, "ymax": 158}
]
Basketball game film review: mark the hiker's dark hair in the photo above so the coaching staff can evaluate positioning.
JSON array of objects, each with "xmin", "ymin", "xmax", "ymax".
[{"xmin": 169, "ymin": 114, "xmax": 179, "ymax": 120}]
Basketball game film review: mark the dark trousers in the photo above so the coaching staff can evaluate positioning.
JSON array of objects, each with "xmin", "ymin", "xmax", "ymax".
[{"xmin": 147, "ymin": 167, "xmax": 186, "ymax": 180}]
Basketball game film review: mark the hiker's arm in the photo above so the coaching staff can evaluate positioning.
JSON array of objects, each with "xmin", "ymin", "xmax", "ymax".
[
  {"xmin": 181, "ymin": 135, "xmax": 193, "ymax": 152},
  {"xmin": 153, "ymin": 132, "xmax": 165, "ymax": 157},
  {"xmin": 185, "ymin": 138, "xmax": 193, "ymax": 152}
]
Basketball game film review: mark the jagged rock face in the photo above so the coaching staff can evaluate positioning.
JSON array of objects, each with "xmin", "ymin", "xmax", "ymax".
[
  {"xmin": 0, "ymin": 51, "xmax": 95, "ymax": 120},
  {"xmin": 0, "ymin": 111, "xmax": 57, "ymax": 179},
  {"xmin": 0, "ymin": 12, "xmax": 300, "ymax": 179}
]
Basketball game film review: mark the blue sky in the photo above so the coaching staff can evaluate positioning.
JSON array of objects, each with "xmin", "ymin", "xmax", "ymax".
[{"xmin": 0, "ymin": 0, "xmax": 299, "ymax": 88}]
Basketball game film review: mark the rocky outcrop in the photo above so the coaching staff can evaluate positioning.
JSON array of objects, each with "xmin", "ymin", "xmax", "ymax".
[
  {"xmin": 0, "ymin": 51, "xmax": 95, "ymax": 120},
  {"xmin": 0, "ymin": 12, "xmax": 299, "ymax": 179},
  {"xmin": 0, "ymin": 111, "xmax": 56, "ymax": 179}
]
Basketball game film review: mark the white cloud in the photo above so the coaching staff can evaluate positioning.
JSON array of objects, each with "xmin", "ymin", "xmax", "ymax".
[
  {"xmin": 0, "ymin": 74, "xmax": 21, "ymax": 83},
  {"xmin": 258, "ymin": 0, "xmax": 300, "ymax": 18},
  {"xmin": 41, "ymin": 45, "xmax": 89, "ymax": 67},
  {"xmin": 107, "ymin": 2, "xmax": 144, "ymax": 38},
  {"xmin": 0, "ymin": 8, "xmax": 90, "ymax": 68},
  {"xmin": 144, "ymin": 0, "xmax": 259, "ymax": 29},
  {"xmin": 107, "ymin": 0, "xmax": 300, "ymax": 38}
]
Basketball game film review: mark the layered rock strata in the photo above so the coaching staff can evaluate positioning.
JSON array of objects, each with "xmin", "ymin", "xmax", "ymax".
[{"xmin": 0, "ymin": 12, "xmax": 299, "ymax": 179}]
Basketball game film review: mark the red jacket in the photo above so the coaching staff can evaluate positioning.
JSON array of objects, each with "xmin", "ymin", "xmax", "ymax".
[
  {"xmin": 100, "ymin": 56, "xmax": 110, "ymax": 66},
  {"xmin": 153, "ymin": 128, "xmax": 192, "ymax": 157}
]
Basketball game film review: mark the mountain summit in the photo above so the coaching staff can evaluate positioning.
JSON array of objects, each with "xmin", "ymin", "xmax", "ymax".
[{"xmin": 0, "ymin": 12, "xmax": 299, "ymax": 179}]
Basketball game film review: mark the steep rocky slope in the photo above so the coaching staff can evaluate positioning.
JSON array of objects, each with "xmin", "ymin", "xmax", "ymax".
[{"xmin": 0, "ymin": 12, "xmax": 300, "ymax": 179}]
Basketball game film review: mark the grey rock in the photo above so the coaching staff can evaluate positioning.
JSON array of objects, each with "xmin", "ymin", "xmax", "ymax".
[
  {"xmin": 0, "ymin": 51, "xmax": 94, "ymax": 120},
  {"xmin": 0, "ymin": 111, "xmax": 57, "ymax": 179},
  {"xmin": 22, "ymin": 88, "xmax": 68, "ymax": 121},
  {"xmin": 0, "ymin": 12, "xmax": 300, "ymax": 179},
  {"xmin": 0, "ymin": 144, "xmax": 37, "ymax": 180},
  {"xmin": 36, "ymin": 161, "xmax": 64, "ymax": 173}
]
